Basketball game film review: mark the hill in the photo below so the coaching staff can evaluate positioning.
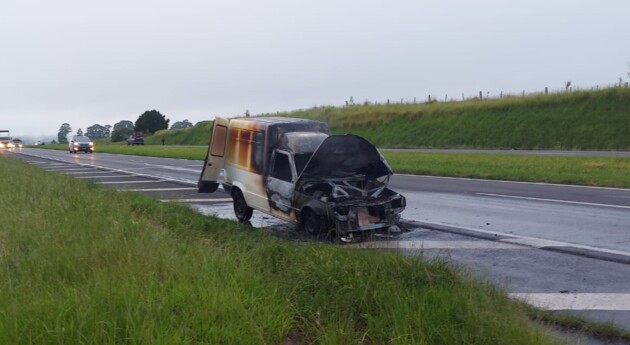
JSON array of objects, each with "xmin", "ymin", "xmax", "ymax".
[{"xmin": 149, "ymin": 87, "xmax": 630, "ymax": 150}]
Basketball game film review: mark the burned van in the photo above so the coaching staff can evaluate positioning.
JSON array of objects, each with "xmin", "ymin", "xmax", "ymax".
[{"xmin": 198, "ymin": 117, "xmax": 406, "ymax": 239}]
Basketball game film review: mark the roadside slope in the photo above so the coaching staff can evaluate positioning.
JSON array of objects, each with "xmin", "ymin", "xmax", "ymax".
[
  {"xmin": 273, "ymin": 87, "xmax": 630, "ymax": 150},
  {"xmin": 0, "ymin": 154, "xmax": 560, "ymax": 344}
]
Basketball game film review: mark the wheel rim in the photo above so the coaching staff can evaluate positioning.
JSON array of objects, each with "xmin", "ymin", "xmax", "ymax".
[
  {"xmin": 233, "ymin": 191, "xmax": 250, "ymax": 220},
  {"xmin": 304, "ymin": 210, "xmax": 320, "ymax": 235},
  {"xmin": 235, "ymin": 197, "xmax": 246, "ymax": 216}
]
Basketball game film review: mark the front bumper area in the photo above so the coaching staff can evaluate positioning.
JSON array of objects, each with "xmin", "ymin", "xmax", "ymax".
[{"xmin": 328, "ymin": 195, "xmax": 406, "ymax": 236}]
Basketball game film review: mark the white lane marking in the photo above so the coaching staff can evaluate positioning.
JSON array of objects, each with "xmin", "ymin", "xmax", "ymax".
[
  {"xmin": 75, "ymin": 175, "xmax": 131, "ymax": 179},
  {"xmin": 62, "ymin": 171, "xmax": 110, "ymax": 174},
  {"xmin": 45, "ymin": 167, "xmax": 92, "ymax": 170},
  {"xmin": 476, "ymin": 192, "xmax": 630, "ymax": 210},
  {"xmin": 119, "ymin": 187, "xmax": 197, "ymax": 192},
  {"xmin": 417, "ymin": 221, "xmax": 630, "ymax": 258},
  {"xmin": 161, "ymin": 198, "xmax": 233, "ymax": 203},
  {"xmin": 99, "ymin": 180, "xmax": 165, "ymax": 184},
  {"xmin": 32, "ymin": 162, "xmax": 69, "ymax": 166},
  {"xmin": 509, "ymin": 293, "xmax": 630, "ymax": 311},
  {"xmin": 398, "ymin": 174, "xmax": 630, "ymax": 192},
  {"xmin": 141, "ymin": 163, "xmax": 201, "ymax": 173},
  {"xmin": 18, "ymin": 151, "xmax": 199, "ymax": 186},
  {"xmin": 350, "ymin": 240, "xmax": 522, "ymax": 250}
]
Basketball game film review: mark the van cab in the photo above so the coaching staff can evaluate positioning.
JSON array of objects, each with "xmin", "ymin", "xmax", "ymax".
[{"xmin": 198, "ymin": 117, "xmax": 405, "ymax": 240}]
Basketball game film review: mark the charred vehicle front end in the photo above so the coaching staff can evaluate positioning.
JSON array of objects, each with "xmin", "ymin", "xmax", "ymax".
[
  {"xmin": 296, "ymin": 177, "xmax": 406, "ymax": 237},
  {"xmin": 292, "ymin": 135, "xmax": 406, "ymax": 238}
]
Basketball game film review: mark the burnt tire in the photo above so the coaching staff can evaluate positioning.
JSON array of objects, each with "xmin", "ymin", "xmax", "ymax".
[
  {"xmin": 233, "ymin": 189, "xmax": 253, "ymax": 222},
  {"xmin": 302, "ymin": 209, "xmax": 326, "ymax": 235}
]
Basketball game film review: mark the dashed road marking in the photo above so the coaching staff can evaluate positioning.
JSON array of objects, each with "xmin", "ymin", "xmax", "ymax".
[
  {"xmin": 99, "ymin": 180, "xmax": 165, "ymax": 184},
  {"xmin": 120, "ymin": 187, "xmax": 197, "ymax": 192},
  {"xmin": 161, "ymin": 198, "xmax": 233, "ymax": 203},
  {"xmin": 45, "ymin": 168, "xmax": 93, "ymax": 171},
  {"xmin": 75, "ymin": 175, "xmax": 131, "ymax": 179},
  {"xmin": 509, "ymin": 293, "xmax": 630, "ymax": 311},
  {"xmin": 62, "ymin": 171, "xmax": 110, "ymax": 175}
]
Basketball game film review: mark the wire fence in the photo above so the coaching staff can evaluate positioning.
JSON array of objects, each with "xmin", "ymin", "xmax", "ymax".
[{"xmin": 343, "ymin": 82, "xmax": 630, "ymax": 107}]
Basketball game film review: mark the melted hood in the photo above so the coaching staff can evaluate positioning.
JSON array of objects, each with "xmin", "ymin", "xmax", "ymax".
[{"xmin": 299, "ymin": 134, "xmax": 392, "ymax": 180}]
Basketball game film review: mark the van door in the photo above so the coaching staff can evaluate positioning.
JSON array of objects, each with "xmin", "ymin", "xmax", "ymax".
[
  {"xmin": 198, "ymin": 117, "xmax": 229, "ymax": 193},
  {"xmin": 265, "ymin": 150, "xmax": 297, "ymax": 221}
]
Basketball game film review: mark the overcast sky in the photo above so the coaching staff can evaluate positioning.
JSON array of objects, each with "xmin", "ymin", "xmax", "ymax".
[{"xmin": 2, "ymin": 0, "xmax": 629, "ymax": 139}]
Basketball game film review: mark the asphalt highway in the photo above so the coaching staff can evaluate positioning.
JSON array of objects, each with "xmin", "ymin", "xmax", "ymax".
[{"xmin": 16, "ymin": 148, "xmax": 630, "ymax": 253}]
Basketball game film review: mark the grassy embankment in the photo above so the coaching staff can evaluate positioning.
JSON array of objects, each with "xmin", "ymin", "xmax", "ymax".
[
  {"xmin": 0, "ymin": 155, "xmax": 561, "ymax": 344},
  {"xmin": 34, "ymin": 143, "xmax": 630, "ymax": 188},
  {"xmin": 279, "ymin": 87, "xmax": 630, "ymax": 150}
]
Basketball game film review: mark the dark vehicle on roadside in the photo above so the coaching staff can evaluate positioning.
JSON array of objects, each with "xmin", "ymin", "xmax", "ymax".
[
  {"xmin": 127, "ymin": 133, "xmax": 144, "ymax": 146},
  {"xmin": 68, "ymin": 135, "xmax": 94, "ymax": 153},
  {"xmin": 198, "ymin": 117, "xmax": 406, "ymax": 242}
]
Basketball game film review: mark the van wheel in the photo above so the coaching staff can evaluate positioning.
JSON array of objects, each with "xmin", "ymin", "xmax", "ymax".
[
  {"xmin": 233, "ymin": 189, "xmax": 253, "ymax": 222},
  {"xmin": 302, "ymin": 209, "xmax": 325, "ymax": 235}
]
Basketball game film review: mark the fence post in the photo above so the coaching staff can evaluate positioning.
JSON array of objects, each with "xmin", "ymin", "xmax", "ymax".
[
  {"xmin": 545, "ymin": 87, "xmax": 548, "ymax": 95},
  {"xmin": 479, "ymin": 91, "xmax": 482, "ymax": 99}
]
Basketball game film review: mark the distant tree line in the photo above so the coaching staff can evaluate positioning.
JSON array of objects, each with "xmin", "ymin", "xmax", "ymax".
[{"xmin": 57, "ymin": 109, "xmax": 176, "ymax": 143}]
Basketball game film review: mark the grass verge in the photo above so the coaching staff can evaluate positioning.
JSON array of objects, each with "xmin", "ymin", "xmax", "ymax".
[
  {"xmin": 0, "ymin": 154, "xmax": 561, "ymax": 344},
  {"xmin": 31, "ymin": 145, "xmax": 630, "ymax": 188},
  {"xmin": 278, "ymin": 87, "xmax": 630, "ymax": 150}
]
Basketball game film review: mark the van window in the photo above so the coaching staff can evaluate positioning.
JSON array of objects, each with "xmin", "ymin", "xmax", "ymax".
[
  {"xmin": 210, "ymin": 125, "xmax": 227, "ymax": 157},
  {"xmin": 272, "ymin": 152, "xmax": 292, "ymax": 182}
]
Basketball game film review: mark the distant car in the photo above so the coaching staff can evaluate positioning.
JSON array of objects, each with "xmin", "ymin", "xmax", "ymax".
[
  {"xmin": 12, "ymin": 139, "xmax": 23, "ymax": 148},
  {"xmin": 68, "ymin": 135, "xmax": 94, "ymax": 153},
  {"xmin": 127, "ymin": 134, "xmax": 144, "ymax": 146}
]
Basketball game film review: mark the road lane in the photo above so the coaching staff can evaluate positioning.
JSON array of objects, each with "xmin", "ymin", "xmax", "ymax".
[{"xmin": 16, "ymin": 148, "xmax": 630, "ymax": 253}]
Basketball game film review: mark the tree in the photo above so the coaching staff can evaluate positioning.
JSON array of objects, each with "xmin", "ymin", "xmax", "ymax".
[
  {"xmin": 86, "ymin": 124, "xmax": 110, "ymax": 139},
  {"xmin": 77, "ymin": 128, "xmax": 83, "ymax": 136},
  {"xmin": 111, "ymin": 120, "xmax": 135, "ymax": 142},
  {"xmin": 170, "ymin": 119, "xmax": 193, "ymax": 130},
  {"xmin": 134, "ymin": 110, "xmax": 169, "ymax": 135},
  {"xmin": 113, "ymin": 120, "xmax": 134, "ymax": 132},
  {"xmin": 57, "ymin": 123, "xmax": 72, "ymax": 143}
]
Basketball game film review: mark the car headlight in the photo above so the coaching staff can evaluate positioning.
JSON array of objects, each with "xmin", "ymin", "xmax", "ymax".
[
  {"xmin": 73, "ymin": 142, "xmax": 79, "ymax": 146},
  {"xmin": 89, "ymin": 142, "xmax": 94, "ymax": 146}
]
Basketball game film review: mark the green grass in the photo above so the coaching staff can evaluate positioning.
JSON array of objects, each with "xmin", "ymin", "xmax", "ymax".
[
  {"xmin": 32, "ymin": 144, "xmax": 630, "ymax": 188},
  {"xmin": 273, "ymin": 87, "xmax": 630, "ymax": 150},
  {"xmin": 145, "ymin": 120, "xmax": 213, "ymax": 146},
  {"xmin": 384, "ymin": 152, "xmax": 630, "ymax": 188},
  {"xmin": 0, "ymin": 154, "xmax": 562, "ymax": 344}
]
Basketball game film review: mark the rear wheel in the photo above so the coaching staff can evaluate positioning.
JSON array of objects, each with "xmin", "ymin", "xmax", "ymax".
[
  {"xmin": 233, "ymin": 189, "xmax": 253, "ymax": 222},
  {"xmin": 302, "ymin": 209, "xmax": 326, "ymax": 235}
]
